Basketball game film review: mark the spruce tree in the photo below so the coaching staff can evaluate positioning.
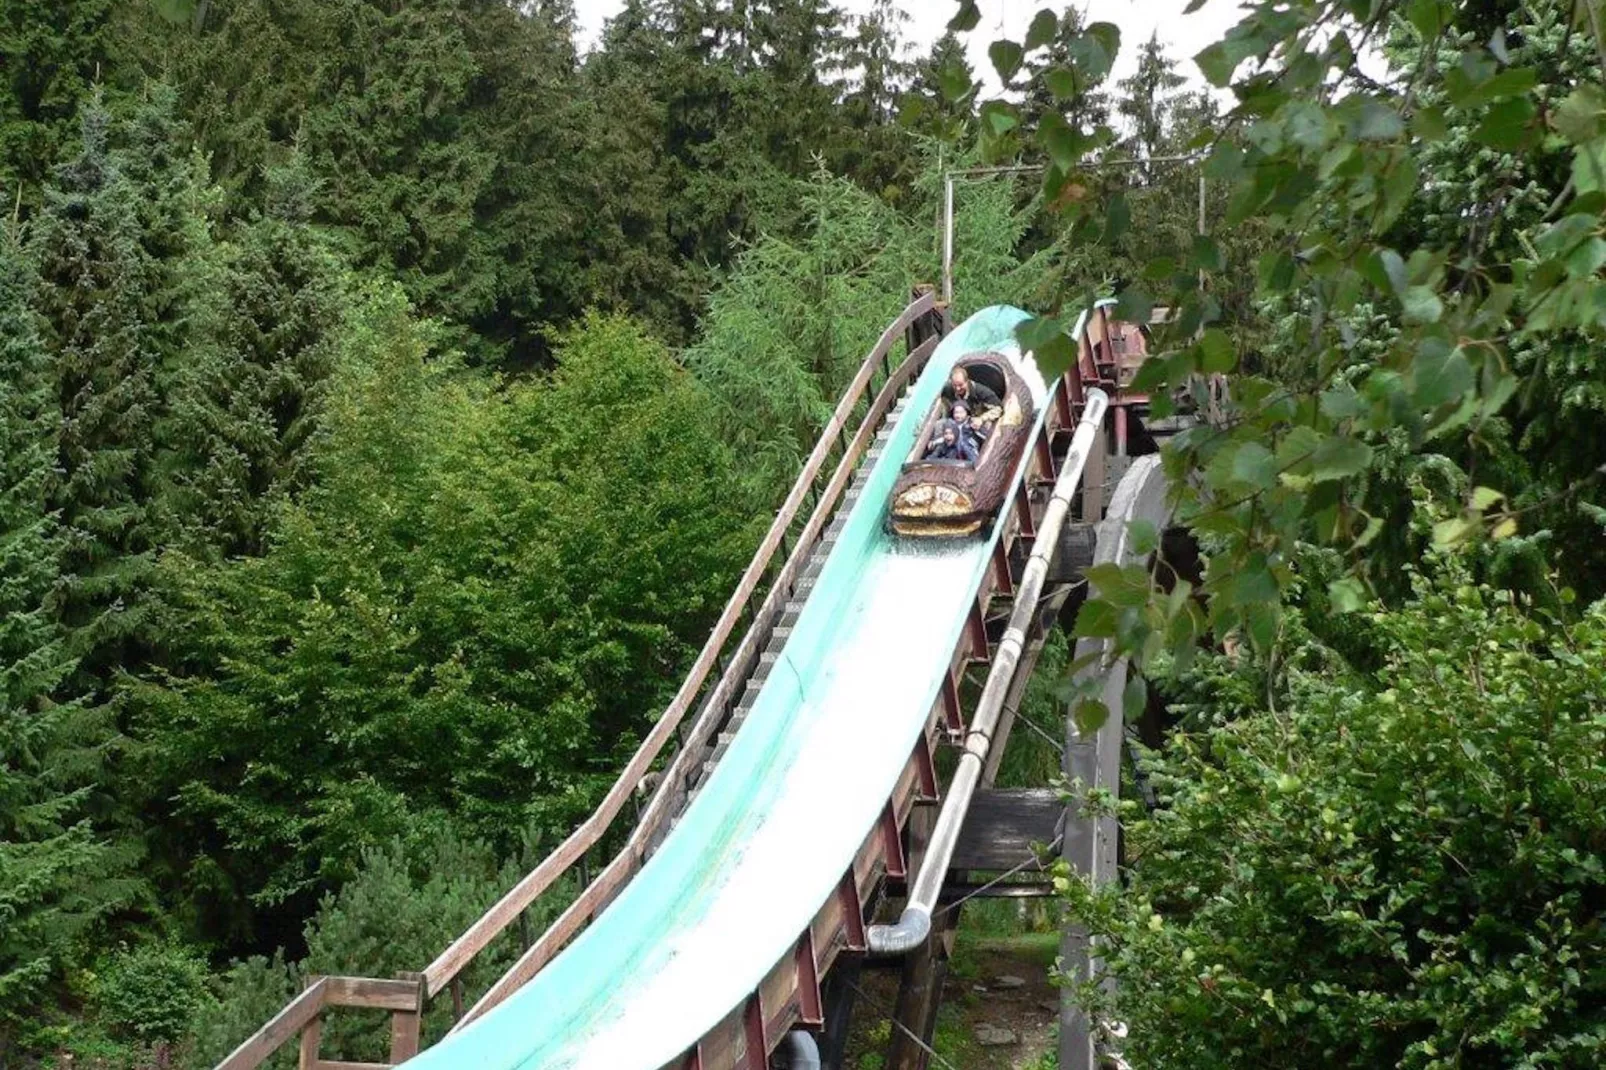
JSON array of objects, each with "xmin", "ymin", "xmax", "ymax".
[
  {"xmin": 0, "ymin": 222, "xmax": 130, "ymax": 1045},
  {"xmin": 160, "ymin": 153, "xmax": 347, "ymax": 559},
  {"xmin": 0, "ymin": 0, "xmax": 119, "ymax": 212},
  {"xmin": 29, "ymin": 94, "xmax": 160, "ymax": 693}
]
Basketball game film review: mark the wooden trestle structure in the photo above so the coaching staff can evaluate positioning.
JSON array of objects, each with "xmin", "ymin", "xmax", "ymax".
[{"xmin": 216, "ymin": 289, "xmax": 1187, "ymax": 1070}]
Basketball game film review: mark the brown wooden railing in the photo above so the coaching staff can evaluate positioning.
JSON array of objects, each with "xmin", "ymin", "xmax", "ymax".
[{"xmin": 214, "ymin": 288, "xmax": 947, "ymax": 1069}]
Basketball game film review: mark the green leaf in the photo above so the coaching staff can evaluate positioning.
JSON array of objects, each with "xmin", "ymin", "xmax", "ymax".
[
  {"xmin": 1073, "ymin": 699, "xmax": 1109, "ymax": 735},
  {"xmin": 1554, "ymin": 85, "xmax": 1606, "ymax": 143},
  {"xmin": 1191, "ymin": 235, "xmax": 1223, "ymax": 272},
  {"xmin": 939, "ymin": 60, "xmax": 974, "ymax": 103},
  {"xmin": 1286, "ymin": 102, "xmax": 1329, "ymax": 150},
  {"xmin": 1122, "ymin": 675, "xmax": 1147, "ymax": 724},
  {"xmin": 1228, "ymin": 553, "xmax": 1280, "ymax": 606},
  {"xmin": 1571, "ymin": 138, "xmax": 1606, "ymax": 195},
  {"xmin": 1025, "ymin": 8, "xmax": 1059, "ymax": 50},
  {"xmin": 1401, "ymin": 285, "xmax": 1444, "ymax": 325},
  {"xmin": 1353, "ymin": 99, "xmax": 1405, "ymax": 141},
  {"xmin": 990, "ymin": 39, "xmax": 1025, "ymax": 83},
  {"xmin": 1328, "ymin": 576, "xmax": 1368, "ymax": 613},
  {"xmin": 1472, "ymin": 96, "xmax": 1537, "ymax": 151},
  {"xmin": 1113, "ymin": 287, "xmax": 1153, "ymax": 325},
  {"xmin": 1470, "ymin": 486, "xmax": 1505, "ymax": 511},
  {"xmin": 1195, "ymin": 40, "xmax": 1244, "ymax": 88},
  {"xmin": 1405, "ymin": 0, "xmax": 1446, "ymax": 38},
  {"xmin": 1033, "ymin": 332, "xmax": 1078, "ymax": 381},
  {"xmin": 1309, "ymin": 436, "xmax": 1373, "ymax": 483},
  {"xmin": 1039, "ymin": 113, "xmax": 1085, "ymax": 172},
  {"xmin": 1432, "ymin": 516, "xmax": 1476, "ymax": 549},
  {"xmin": 1198, "ymin": 328, "xmax": 1236, "ymax": 374},
  {"xmin": 1043, "ymin": 66, "xmax": 1079, "ymax": 100},
  {"xmin": 1084, "ymin": 563, "xmax": 1152, "ymax": 608},
  {"xmin": 1413, "ymin": 106, "xmax": 1449, "ymax": 141},
  {"xmin": 1455, "ymin": 67, "xmax": 1538, "ymax": 109},
  {"xmin": 1229, "ymin": 442, "xmax": 1277, "ymax": 490},
  {"xmin": 981, "ymin": 101, "xmax": 1019, "ymax": 137},
  {"xmin": 1411, "ymin": 339, "xmax": 1474, "ymax": 409},
  {"xmin": 948, "ymin": 0, "xmax": 981, "ymax": 32},
  {"xmin": 1073, "ymin": 597, "xmax": 1118, "ymax": 639},
  {"xmin": 1127, "ymin": 518, "xmax": 1160, "ymax": 557}
]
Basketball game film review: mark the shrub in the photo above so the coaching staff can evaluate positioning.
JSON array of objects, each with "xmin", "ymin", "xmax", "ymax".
[{"xmin": 1064, "ymin": 569, "xmax": 1606, "ymax": 1068}]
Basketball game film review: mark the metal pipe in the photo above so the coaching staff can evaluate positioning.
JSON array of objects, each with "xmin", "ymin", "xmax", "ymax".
[
  {"xmin": 776, "ymin": 1030, "xmax": 821, "ymax": 1070},
  {"xmin": 867, "ymin": 387, "xmax": 1111, "ymax": 954}
]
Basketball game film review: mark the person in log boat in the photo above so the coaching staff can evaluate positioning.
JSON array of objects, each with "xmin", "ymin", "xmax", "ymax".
[
  {"xmin": 943, "ymin": 365, "xmax": 1001, "ymax": 414},
  {"xmin": 889, "ymin": 354, "xmax": 1035, "ymax": 538},
  {"xmin": 949, "ymin": 400, "xmax": 987, "ymax": 450},
  {"xmin": 923, "ymin": 419, "xmax": 977, "ymax": 463}
]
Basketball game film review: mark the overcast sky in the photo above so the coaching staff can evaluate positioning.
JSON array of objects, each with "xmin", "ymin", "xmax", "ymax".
[{"xmin": 571, "ymin": 1, "xmax": 1253, "ymax": 93}]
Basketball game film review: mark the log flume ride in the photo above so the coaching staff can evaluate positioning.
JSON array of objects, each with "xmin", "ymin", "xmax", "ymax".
[{"xmin": 218, "ymin": 291, "xmax": 1180, "ymax": 1070}]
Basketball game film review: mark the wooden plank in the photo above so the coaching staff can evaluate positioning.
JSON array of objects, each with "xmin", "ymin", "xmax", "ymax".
[
  {"xmin": 314, "ymin": 1063, "xmax": 393, "ymax": 1070},
  {"xmin": 421, "ymin": 295, "xmax": 939, "ymax": 998},
  {"xmin": 297, "ymin": 1010, "xmax": 321, "ymax": 1070},
  {"xmin": 321, "ymin": 976, "xmax": 420, "ymax": 1012},
  {"xmin": 951, "ymin": 789, "xmax": 1064, "ymax": 871},
  {"xmin": 387, "ymin": 973, "xmax": 422, "ymax": 1061},
  {"xmin": 217, "ymin": 978, "xmax": 327, "ymax": 1070}
]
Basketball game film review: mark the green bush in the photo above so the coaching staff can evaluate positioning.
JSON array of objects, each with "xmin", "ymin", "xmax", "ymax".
[
  {"xmin": 1065, "ymin": 566, "xmax": 1606, "ymax": 1068},
  {"xmin": 95, "ymin": 942, "xmax": 212, "ymax": 1043}
]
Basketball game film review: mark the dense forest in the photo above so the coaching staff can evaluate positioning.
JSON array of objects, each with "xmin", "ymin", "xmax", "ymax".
[{"xmin": 1, "ymin": 0, "xmax": 1602, "ymax": 1066}]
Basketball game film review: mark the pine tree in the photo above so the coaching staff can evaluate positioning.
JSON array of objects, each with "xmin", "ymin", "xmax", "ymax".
[{"xmin": 0, "ymin": 221, "xmax": 131, "ymax": 1044}]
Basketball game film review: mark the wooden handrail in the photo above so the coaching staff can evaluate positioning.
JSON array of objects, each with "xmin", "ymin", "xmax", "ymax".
[
  {"xmin": 453, "ymin": 328, "xmax": 943, "ymax": 1029},
  {"xmin": 216, "ymin": 979, "xmax": 328, "ymax": 1070},
  {"xmin": 420, "ymin": 289, "xmax": 940, "ymax": 1000}
]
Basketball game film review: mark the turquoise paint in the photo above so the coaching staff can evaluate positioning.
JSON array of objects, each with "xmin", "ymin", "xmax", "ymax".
[{"xmin": 408, "ymin": 307, "xmax": 1044, "ymax": 1069}]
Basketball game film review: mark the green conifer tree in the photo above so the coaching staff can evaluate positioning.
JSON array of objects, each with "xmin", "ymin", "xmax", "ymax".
[
  {"xmin": 29, "ymin": 94, "xmax": 160, "ymax": 693},
  {"xmin": 0, "ymin": 222, "xmax": 132, "ymax": 1047}
]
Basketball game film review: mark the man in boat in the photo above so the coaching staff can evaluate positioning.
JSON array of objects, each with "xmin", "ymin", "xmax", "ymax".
[
  {"xmin": 943, "ymin": 366, "xmax": 1001, "ymax": 411},
  {"xmin": 924, "ymin": 419, "xmax": 977, "ymax": 463},
  {"xmin": 943, "ymin": 366, "xmax": 1002, "ymax": 434}
]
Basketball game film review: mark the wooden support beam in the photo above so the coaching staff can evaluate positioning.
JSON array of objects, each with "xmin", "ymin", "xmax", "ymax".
[
  {"xmin": 387, "ymin": 973, "xmax": 423, "ymax": 1062},
  {"xmin": 297, "ymin": 1013, "xmax": 322, "ymax": 1070},
  {"xmin": 885, "ymin": 912, "xmax": 960, "ymax": 1070}
]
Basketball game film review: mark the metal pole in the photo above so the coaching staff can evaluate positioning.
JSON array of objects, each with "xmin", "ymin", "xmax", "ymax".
[
  {"xmin": 942, "ymin": 172, "xmax": 955, "ymax": 308},
  {"xmin": 866, "ymin": 387, "xmax": 1111, "ymax": 954}
]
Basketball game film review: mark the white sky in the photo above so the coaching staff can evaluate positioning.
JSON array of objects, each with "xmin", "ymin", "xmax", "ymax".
[{"xmin": 571, "ymin": 1, "xmax": 1253, "ymax": 93}]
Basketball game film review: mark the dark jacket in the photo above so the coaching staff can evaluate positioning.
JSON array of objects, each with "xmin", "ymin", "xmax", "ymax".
[
  {"xmin": 942, "ymin": 376, "xmax": 1001, "ymax": 411},
  {"xmin": 925, "ymin": 421, "xmax": 977, "ymax": 463}
]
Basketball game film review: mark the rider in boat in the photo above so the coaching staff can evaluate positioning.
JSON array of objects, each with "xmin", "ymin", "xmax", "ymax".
[{"xmin": 924, "ymin": 419, "xmax": 977, "ymax": 463}]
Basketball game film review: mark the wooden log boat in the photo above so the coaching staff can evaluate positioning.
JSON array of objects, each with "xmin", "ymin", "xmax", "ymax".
[{"xmin": 888, "ymin": 354, "xmax": 1036, "ymax": 538}]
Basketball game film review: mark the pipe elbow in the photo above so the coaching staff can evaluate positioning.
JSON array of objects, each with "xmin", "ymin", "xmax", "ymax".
[
  {"xmin": 775, "ymin": 1029, "xmax": 821, "ymax": 1070},
  {"xmin": 866, "ymin": 907, "xmax": 932, "ymax": 955}
]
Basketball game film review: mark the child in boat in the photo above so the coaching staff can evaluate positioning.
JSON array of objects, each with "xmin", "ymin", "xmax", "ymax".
[
  {"xmin": 924, "ymin": 419, "xmax": 977, "ymax": 463},
  {"xmin": 950, "ymin": 401, "xmax": 987, "ymax": 450}
]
